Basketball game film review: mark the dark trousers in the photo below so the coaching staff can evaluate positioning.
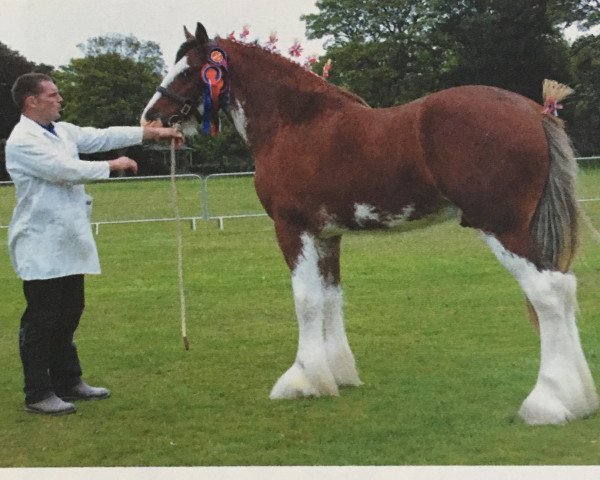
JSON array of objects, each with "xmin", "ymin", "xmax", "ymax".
[{"xmin": 19, "ymin": 275, "xmax": 84, "ymax": 404}]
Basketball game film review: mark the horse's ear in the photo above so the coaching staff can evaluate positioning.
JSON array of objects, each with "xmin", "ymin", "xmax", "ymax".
[
  {"xmin": 195, "ymin": 22, "xmax": 210, "ymax": 46},
  {"xmin": 184, "ymin": 25, "xmax": 194, "ymax": 41}
]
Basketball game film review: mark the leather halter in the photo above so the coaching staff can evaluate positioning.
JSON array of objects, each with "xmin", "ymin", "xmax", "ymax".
[{"xmin": 156, "ymin": 85, "xmax": 199, "ymax": 120}]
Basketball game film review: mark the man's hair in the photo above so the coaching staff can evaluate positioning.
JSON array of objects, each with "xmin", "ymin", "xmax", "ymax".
[{"xmin": 11, "ymin": 73, "xmax": 53, "ymax": 110}]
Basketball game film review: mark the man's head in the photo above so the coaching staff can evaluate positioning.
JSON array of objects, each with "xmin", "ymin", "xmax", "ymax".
[{"xmin": 11, "ymin": 73, "xmax": 63, "ymax": 124}]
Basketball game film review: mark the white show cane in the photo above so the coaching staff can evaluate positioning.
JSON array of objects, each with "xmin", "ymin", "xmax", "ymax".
[{"xmin": 169, "ymin": 134, "xmax": 189, "ymax": 350}]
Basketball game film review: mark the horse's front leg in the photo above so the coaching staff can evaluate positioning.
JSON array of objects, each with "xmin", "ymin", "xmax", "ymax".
[
  {"xmin": 270, "ymin": 223, "xmax": 338, "ymax": 399},
  {"xmin": 321, "ymin": 236, "xmax": 362, "ymax": 388}
]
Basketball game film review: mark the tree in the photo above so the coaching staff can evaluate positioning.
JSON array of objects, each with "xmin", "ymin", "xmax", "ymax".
[
  {"xmin": 304, "ymin": 0, "xmax": 453, "ymax": 106},
  {"xmin": 438, "ymin": 0, "xmax": 572, "ymax": 102},
  {"xmin": 547, "ymin": 0, "xmax": 600, "ymax": 28},
  {"xmin": 53, "ymin": 53, "xmax": 160, "ymax": 127},
  {"xmin": 0, "ymin": 42, "xmax": 52, "ymax": 179},
  {"xmin": 188, "ymin": 117, "xmax": 253, "ymax": 174},
  {"xmin": 52, "ymin": 34, "xmax": 164, "ymax": 128},
  {"xmin": 0, "ymin": 42, "xmax": 53, "ymax": 139},
  {"xmin": 77, "ymin": 33, "xmax": 165, "ymax": 75},
  {"xmin": 304, "ymin": 0, "xmax": 600, "ymax": 105},
  {"xmin": 566, "ymin": 34, "xmax": 600, "ymax": 155}
]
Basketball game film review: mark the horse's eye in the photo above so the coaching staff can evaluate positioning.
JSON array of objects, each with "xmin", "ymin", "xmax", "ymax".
[{"xmin": 181, "ymin": 69, "xmax": 194, "ymax": 79}]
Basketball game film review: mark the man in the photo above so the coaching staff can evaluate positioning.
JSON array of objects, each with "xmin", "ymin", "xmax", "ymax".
[{"xmin": 5, "ymin": 72, "xmax": 184, "ymax": 415}]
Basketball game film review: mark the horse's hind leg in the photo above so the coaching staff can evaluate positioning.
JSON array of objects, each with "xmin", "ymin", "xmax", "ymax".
[
  {"xmin": 483, "ymin": 233, "xmax": 598, "ymax": 424},
  {"xmin": 270, "ymin": 221, "xmax": 339, "ymax": 399}
]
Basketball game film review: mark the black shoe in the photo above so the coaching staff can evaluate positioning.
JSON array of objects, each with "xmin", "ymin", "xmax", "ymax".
[
  {"xmin": 58, "ymin": 381, "xmax": 111, "ymax": 401},
  {"xmin": 25, "ymin": 394, "xmax": 76, "ymax": 415}
]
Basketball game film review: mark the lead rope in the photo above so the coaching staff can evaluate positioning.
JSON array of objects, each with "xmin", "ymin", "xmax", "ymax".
[{"xmin": 170, "ymin": 135, "xmax": 189, "ymax": 350}]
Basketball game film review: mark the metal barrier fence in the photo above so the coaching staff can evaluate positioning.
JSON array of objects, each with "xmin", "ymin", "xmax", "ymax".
[
  {"xmin": 1, "ymin": 157, "xmax": 599, "ymax": 232},
  {"xmin": 203, "ymin": 172, "xmax": 267, "ymax": 230},
  {"xmin": 0, "ymin": 171, "xmax": 267, "ymax": 233},
  {"xmin": 578, "ymin": 156, "xmax": 600, "ymax": 169}
]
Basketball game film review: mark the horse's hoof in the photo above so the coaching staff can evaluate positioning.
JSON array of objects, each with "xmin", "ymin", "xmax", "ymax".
[
  {"xmin": 519, "ymin": 393, "xmax": 574, "ymax": 425},
  {"xmin": 270, "ymin": 363, "xmax": 339, "ymax": 399},
  {"xmin": 519, "ymin": 385, "xmax": 598, "ymax": 425}
]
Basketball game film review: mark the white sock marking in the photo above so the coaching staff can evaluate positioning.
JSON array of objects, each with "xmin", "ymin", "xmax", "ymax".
[
  {"xmin": 270, "ymin": 233, "xmax": 339, "ymax": 398},
  {"xmin": 482, "ymin": 233, "xmax": 598, "ymax": 424},
  {"xmin": 324, "ymin": 284, "xmax": 361, "ymax": 386}
]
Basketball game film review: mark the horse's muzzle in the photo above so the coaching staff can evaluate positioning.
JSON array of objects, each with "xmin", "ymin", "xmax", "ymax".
[{"xmin": 140, "ymin": 113, "xmax": 167, "ymax": 128}]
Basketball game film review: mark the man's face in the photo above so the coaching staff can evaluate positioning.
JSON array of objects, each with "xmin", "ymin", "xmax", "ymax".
[{"xmin": 28, "ymin": 80, "xmax": 63, "ymax": 123}]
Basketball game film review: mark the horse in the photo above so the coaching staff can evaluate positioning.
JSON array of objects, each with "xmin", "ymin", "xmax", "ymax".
[{"xmin": 141, "ymin": 22, "xmax": 598, "ymax": 425}]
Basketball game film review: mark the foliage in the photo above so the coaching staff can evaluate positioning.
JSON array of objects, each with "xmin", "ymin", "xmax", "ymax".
[
  {"xmin": 547, "ymin": 0, "xmax": 600, "ymax": 28},
  {"xmin": 304, "ymin": 0, "xmax": 452, "ymax": 106},
  {"xmin": 188, "ymin": 117, "xmax": 253, "ymax": 175},
  {"xmin": 50, "ymin": 34, "xmax": 166, "ymax": 128},
  {"xmin": 0, "ymin": 42, "xmax": 53, "ymax": 179},
  {"xmin": 0, "ymin": 42, "xmax": 53, "ymax": 139},
  {"xmin": 437, "ymin": 0, "xmax": 572, "ymax": 102},
  {"xmin": 77, "ymin": 33, "xmax": 166, "ymax": 75},
  {"xmin": 53, "ymin": 53, "xmax": 160, "ymax": 128},
  {"xmin": 0, "ymin": 171, "xmax": 599, "ymax": 465},
  {"xmin": 304, "ymin": 0, "xmax": 600, "ymax": 105},
  {"xmin": 566, "ymin": 34, "xmax": 600, "ymax": 155}
]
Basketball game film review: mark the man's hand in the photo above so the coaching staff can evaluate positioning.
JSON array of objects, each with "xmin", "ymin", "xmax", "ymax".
[
  {"xmin": 108, "ymin": 156, "xmax": 138, "ymax": 174},
  {"xmin": 143, "ymin": 126, "xmax": 185, "ymax": 149}
]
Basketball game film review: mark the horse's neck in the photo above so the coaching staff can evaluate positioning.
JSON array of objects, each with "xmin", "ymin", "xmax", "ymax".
[{"xmin": 221, "ymin": 40, "xmax": 359, "ymax": 149}]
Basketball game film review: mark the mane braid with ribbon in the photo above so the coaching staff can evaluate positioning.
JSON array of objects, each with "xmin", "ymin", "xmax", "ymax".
[{"xmin": 223, "ymin": 26, "xmax": 332, "ymax": 78}]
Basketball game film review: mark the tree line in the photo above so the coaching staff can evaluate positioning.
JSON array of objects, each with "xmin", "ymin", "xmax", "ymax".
[{"xmin": 2, "ymin": 1, "xmax": 600, "ymax": 180}]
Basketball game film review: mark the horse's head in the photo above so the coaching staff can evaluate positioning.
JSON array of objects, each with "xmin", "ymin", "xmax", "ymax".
[{"xmin": 141, "ymin": 22, "xmax": 229, "ymax": 135}]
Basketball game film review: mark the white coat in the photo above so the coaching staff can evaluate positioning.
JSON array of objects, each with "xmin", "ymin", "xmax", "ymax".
[{"xmin": 5, "ymin": 115, "xmax": 143, "ymax": 280}]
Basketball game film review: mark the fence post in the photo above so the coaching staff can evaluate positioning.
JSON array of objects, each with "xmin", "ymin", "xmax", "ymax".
[{"xmin": 201, "ymin": 176, "xmax": 210, "ymax": 221}]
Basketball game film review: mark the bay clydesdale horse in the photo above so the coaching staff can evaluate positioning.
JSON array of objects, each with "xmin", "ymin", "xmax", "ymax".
[{"xmin": 141, "ymin": 22, "xmax": 598, "ymax": 425}]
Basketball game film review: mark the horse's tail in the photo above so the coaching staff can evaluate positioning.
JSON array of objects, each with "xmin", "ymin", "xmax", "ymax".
[{"xmin": 531, "ymin": 114, "xmax": 579, "ymax": 272}]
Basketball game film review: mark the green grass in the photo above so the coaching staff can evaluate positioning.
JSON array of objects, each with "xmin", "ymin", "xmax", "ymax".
[
  {"xmin": 0, "ymin": 170, "xmax": 599, "ymax": 466},
  {"xmin": 86, "ymin": 176, "xmax": 205, "ymax": 221}
]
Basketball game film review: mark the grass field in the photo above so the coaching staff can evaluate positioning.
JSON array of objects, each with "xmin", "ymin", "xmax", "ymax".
[{"xmin": 0, "ymin": 169, "xmax": 599, "ymax": 467}]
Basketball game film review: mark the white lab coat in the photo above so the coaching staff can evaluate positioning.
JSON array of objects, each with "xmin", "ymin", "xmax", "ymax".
[{"xmin": 5, "ymin": 115, "xmax": 144, "ymax": 280}]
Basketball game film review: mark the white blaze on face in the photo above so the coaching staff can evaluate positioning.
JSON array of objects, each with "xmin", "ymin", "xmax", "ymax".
[{"xmin": 140, "ymin": 55, "xmax": 191, "ymax": 126}]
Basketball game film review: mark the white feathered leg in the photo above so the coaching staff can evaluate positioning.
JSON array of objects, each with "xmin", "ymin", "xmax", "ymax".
[
  {"xmin": 270, "ymin": 233, "xmax": 338, "ymax": 399},
  {"xmin": 323, "ymin": 284, "xmax": 362, "ymax": 387},
  {"xmin": 484, "ymin": 234, "xmax": 598, "ymax": 424}
]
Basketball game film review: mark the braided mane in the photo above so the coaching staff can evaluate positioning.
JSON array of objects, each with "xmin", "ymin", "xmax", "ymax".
[{"xmin": 218, "ymin": 37, "xmax": 369, "ymax": 108}]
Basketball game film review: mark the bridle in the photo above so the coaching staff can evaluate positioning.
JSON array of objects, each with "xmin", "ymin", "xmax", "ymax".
[
  {"xmin": 156, "ymin": 85, "xmax": 201, "ymax": 125},
  {"xmin": 156, "ymin": 45, "xmax": 229, "ymax": 133}
]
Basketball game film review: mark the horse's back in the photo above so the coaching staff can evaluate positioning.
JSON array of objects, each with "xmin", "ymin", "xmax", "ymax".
[{"xmin": 417, "ymin": 85, "xmax": 549, "ymax": 233}]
